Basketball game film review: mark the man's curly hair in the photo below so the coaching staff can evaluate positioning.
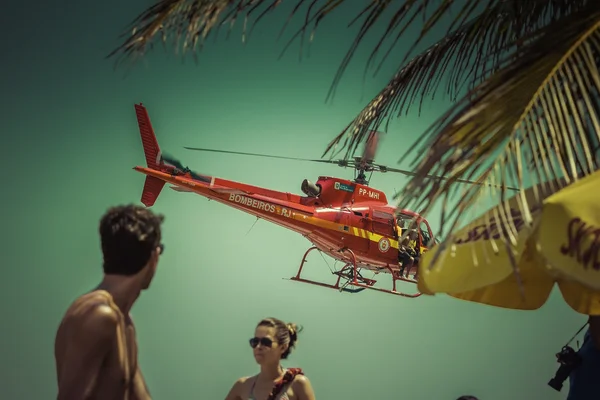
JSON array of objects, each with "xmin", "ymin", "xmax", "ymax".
[{"xmin": 99, "ymin": 204, "xmax": 164, "ymax": 276}]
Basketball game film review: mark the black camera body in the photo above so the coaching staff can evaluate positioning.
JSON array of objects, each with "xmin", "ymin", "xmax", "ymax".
[{"xmin": 548, "ymin": 346, "xmax": 582, "ymax": 392}]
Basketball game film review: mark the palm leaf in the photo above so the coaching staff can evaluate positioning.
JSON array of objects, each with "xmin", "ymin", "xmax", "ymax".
[
  {"xmin": 394, "ymin": 2, "xmax": 600, "ymax": 249},
  {"xmin": 109, "ymin": 0, "xmax": 459, "ymax": 71},
  {"xmin": 322, "ymin": 0, "xmax": 593, "ymax": 161}
]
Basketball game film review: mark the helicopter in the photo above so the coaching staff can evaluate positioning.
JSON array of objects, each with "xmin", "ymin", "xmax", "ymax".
[{"xmin": 131, "ymin": 103, "xmax": 518, "ymax": 298}]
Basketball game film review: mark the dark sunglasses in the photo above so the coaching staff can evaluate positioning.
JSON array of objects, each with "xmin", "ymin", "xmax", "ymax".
[{"xmin": 249, "ymin": 337, "xmax": 274, "ymax": 348}]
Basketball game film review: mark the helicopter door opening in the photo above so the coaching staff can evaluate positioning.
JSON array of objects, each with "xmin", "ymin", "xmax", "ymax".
[{"xmin": 419, "ymin": 219, "xmax": 434, "ymax": 249}]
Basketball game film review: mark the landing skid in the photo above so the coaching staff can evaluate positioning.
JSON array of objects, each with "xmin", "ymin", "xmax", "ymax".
[{"xmin": 289, "ymin": 246, "xmax": 422, "ymax": 298}]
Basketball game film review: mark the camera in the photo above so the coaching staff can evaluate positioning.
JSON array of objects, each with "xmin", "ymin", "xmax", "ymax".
[{"xmin": 547, "ymin": 346, "xmax": 582, "ymax": 392}]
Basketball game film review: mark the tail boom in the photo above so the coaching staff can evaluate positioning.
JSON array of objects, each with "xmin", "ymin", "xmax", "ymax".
[{"xmin": 133, "ymin": 166, "xmax": 318, "ymax": 232}]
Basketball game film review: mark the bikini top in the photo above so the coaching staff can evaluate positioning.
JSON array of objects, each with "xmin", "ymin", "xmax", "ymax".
[{"xmin": 248, "ymin": 368, "xmax": 304, "ymax": 400}]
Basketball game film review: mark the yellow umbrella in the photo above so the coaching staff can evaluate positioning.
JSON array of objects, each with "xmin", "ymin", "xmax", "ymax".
[{"xmin": 417, "ymin": 169, "xmax": 600, "ymax": 315}]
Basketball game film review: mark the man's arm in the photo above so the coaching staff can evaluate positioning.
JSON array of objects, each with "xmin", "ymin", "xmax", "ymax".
[
  {"xmin": 588, "ymin": 315, "xmax": 600, "ymax": 350},
  {"xmin": 57, "ymin": 305, "xmax": 118, "ymax": 400},
  {"xmin": 131, "ymin": 367, "xmax": 152, "ymax": 400},
  {"xmin": 127, "ymin": 315, "xmax": 152, "ymax": 400}
]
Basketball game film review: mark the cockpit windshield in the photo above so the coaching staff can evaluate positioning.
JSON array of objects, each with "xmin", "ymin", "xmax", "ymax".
[{"xmin": 395, "ymin": 213, "xmax": 417, "ymax": 231}]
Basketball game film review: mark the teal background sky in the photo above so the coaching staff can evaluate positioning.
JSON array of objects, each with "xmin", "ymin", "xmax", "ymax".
[{"xmin": 1, "ymin": 1, "xmax": 588, "ymax": 399}]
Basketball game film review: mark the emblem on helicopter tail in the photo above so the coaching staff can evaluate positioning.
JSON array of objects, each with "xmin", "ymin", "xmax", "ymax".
[{"xmin": 378, "ymin": 237, "xmax": 391, "ymax": 253}]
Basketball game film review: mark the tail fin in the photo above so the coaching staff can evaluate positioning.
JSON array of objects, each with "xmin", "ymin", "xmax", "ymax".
[{"xmin": 135, "ymin": 103, "xmax": 166, "ymax": 207}]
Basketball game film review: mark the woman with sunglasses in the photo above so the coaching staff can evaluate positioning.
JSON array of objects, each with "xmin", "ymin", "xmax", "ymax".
[{"xmin": 225, "ymin": 317, "xmax": 316, "ymax": 400}]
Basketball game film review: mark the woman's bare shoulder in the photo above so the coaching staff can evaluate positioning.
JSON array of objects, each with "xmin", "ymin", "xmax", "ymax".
[
  {"xmin": 225, "ymin": 375, "xmax": 256, "ymax": 400},
  {"xmin": 292, "ymin": 374, "xmax": 311, "ymax": 385},
  {"xmin": 291, "ymin": 374, "xmax": 315, "ymax": 397},
  {"xmin": 234, "ymin": 375, "xmax": 258, "ymax": 391},
  {"xmin": 236, "ymin": 375, "xmax": 256, "ymax": 385}
]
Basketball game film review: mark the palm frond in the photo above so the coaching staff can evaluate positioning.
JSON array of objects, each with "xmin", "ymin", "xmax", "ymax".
[
  {"xmin": 394, "ymin": 3, "xmax": 600, "ymax": 246},
  {"xmin": 322, "ymin": 0, "xmax": 593, "ymax": 160},
  {"xmin": 108, "ymin": 0, "xmax": 446, "ymax": 61},
  {"xmin": 108, "ymin": 0, "xmax": 487, "ymax": 93}
]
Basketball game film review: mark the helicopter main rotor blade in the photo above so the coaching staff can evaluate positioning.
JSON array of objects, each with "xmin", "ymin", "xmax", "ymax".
[
  {"xmin": 183, "ymin": 146, "xmax": 341, "ymax": 165},
  {"xmin": 382, "ymin": 165, "xmax": 519, "ymax": 191},
  {"xmin": 184, "ymin": 145, "xmax": 517, "ymax": 191},
  {"xmin": 360, "ymin": 130, "xmax": 383, "ymax": 163}
]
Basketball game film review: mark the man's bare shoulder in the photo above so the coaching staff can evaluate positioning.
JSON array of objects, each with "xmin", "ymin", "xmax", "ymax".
[{"xmin": 61, "ymin": 291, "xmax": 120, "ymax": 337}]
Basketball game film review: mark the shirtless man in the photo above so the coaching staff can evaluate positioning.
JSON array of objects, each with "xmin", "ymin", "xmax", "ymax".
[{"xmin": 54, "ymin": 204, "xmax": 165, "ymax": 400}]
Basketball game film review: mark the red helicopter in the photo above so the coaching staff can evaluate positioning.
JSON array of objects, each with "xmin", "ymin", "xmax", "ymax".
[{"xmin": 131, "ymin": 103, "xmax": 516, "ymax": 298}]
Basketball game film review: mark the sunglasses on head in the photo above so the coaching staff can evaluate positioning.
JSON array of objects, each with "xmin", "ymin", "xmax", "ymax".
[{"xmin": 249, "ymin": 337, "xmax": 274, "ymax": 348}]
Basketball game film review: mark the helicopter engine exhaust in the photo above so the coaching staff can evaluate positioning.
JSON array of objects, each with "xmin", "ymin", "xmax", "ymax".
[{"xmin": 301, "ymin": 179, "xmax": 321, "ymax": 197}]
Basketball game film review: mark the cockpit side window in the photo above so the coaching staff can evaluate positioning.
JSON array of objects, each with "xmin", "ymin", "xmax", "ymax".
[
  {"xmin": 396, "ymin": 214, "xmax": 416, "ymax": 230},
  {"xmin": 420, "ymin": 220, "xmax": 432, "ymax": 247}
]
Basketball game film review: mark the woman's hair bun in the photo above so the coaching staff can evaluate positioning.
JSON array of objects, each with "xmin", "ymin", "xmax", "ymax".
[{"xmin": 286, "ymin": 322, "xmax": 302, "ymax": 344}]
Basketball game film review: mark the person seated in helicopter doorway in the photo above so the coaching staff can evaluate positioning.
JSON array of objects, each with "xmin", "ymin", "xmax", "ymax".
[
  {"xmin": 398, "ymin": 229, "xmax": 420, "ymax": 279},
  {"xmin": 224, "ymin": 317, "xmax": 316, "ymax": 400}
]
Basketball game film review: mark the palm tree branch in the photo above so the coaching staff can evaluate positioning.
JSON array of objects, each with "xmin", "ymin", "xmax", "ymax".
[
  {"xmin": 108, "ymin": 1, "xmax": 494, "ymax": 92},
  {"xmin": 394, "ymin": 3, "xmax": 600, "ymax": 246},
  {"xmin": 321, "ymin": 0, "xmax": 593, "ymax": 161}
]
